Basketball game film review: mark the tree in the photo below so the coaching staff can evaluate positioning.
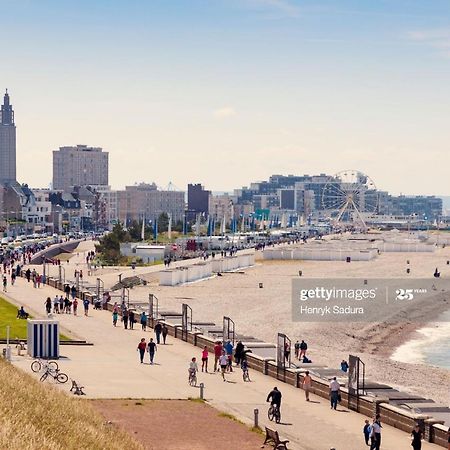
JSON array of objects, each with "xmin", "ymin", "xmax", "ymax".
[
  {"xmin": 95, "ymin": 222, "xmax": 131, "ymax": 264},
  {"xmin": 128, "ymin": 220, "xmax": 142, "ymax": 241},
  {"xmin": 158, "ymin": 212, "xmax": 169, "ymax": 233},
  {"xmin": 172, "ymin": 220, "xmax": 183, "ymax": 232}
]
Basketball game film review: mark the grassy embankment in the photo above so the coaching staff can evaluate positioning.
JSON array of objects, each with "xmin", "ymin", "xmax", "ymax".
[
  {"xmin": 0, "ymin": 297, "xmax": 69, "ymax": 340},
  {"xmin": 0, "ymin": 357, "xmax": 143, "ymax": 450}
]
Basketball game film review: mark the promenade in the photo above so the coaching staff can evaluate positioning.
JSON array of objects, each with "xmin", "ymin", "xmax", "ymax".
[{"xmin": 2, "ymin": 249, "xmax": 443, "ymax": 450}]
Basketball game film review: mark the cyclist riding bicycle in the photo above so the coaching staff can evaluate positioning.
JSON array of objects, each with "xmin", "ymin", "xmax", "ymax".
[
  {"xmin": 266, "ymin": 386, "xmax": 282, "ymax": 414},
  {"xmin": 241, "ymin": 357, "xmax": 250, "ymax": 381},
  {"xmin": 188, "ymin": 357, "xmax": 198, "ymax": 381}
]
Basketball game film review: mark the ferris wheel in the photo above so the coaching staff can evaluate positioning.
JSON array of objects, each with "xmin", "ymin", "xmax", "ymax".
[{"xmin": 321, "ymin": 170, "xmax": 379, "ymax": 228}]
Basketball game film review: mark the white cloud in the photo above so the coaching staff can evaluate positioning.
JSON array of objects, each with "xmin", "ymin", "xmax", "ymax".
[
  {"xmin": 408, "ymin": 29, "xmax": 450, "ymax": 57},
  {"xmin": 213, "ymin": 106, "xmax": 237, "ymax": 118},
  {"xmin": 242, "ymin": 0, "xmax": 301, "ymax": 18}
]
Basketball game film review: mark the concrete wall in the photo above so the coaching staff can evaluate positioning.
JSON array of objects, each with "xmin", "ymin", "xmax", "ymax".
[
  {"xmin": 159, "ymin": 254, "xmax": 255, "ymax": 286},
  {"xmin": 380, "ymin": 242, "xmax": 435, "ymax": 252},
  {"xmin": 159, "ymin": 263, "xmax": 212, "ymax": 286},
  {"xmin": 263, "ymin": 248, "xmax": 378, "ymax": 261}
]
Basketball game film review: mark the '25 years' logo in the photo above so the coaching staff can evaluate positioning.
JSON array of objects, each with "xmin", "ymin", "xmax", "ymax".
[{"xmin": 395, "ymin": 289, "xmax": 414, "ymax": 300}]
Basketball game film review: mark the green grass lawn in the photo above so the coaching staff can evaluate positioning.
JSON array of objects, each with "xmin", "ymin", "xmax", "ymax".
[{"xmin": 0, "ymin": 297, "xmax": 70, "ymax": 340}]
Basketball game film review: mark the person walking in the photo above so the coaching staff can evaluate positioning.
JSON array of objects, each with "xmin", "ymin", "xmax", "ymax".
[
  {"xmin": 219, "ymin": 350, "xmax": 228, "ymax": 381},
  {"xmin": 214, "ymin": 341, "xmax": 223, "ymax": 372},
  {"xmin": 363, "ymin": 419, "xmax": 372, "ymax": 446},
  {"xmin": 162, "ymin": 323, "xmax": 168, "ymax": 344},
  {"xmin": 123, "ymin": 308, "xmax": 129, "ymax": 330},
  {"xmin": 341, "ymin": 359, "xmax": 349, "ymax": 372},
  {"xmin": 129, "ymin": 310, "xmax": 135, "ymax": 330},
  {"xmin": 59, "ymin": 295, "xmax": 64, "ymax": 313},
  {"xmin": 302, "ymin": 370, "xmax": 312, "ymax": 401},
  {"xmin": 294, "ymin": 340, "xmax": 300, "ymax": 359},
  {"xmin": 370, "ymin": 415, "xmax": 382, "ymax": 450},
  {"xmin": 299, "ymin": 340, "xmax": 308, "ymax": 359},
  {"xmin": 73, "ymin": 298, "xmax": 78, "ymax": 316},
  {"xmin": 329, "ymin": 377, "xmax": 340, "ymax": 410},
  {"xmin": 53, "ymin": 295, "xmax": 60, "ymax": 314},
  {"xmin": 284, "ymin": 342, "xmax": 291, "ymax": 364},
  {"xmin": 44, "ymin": 297, "xmax": 52, "ymax": 314},
  {"xmin": 112, "ymin": 309, "xmax": 118, "ymax": 327},
  {"xmin": 147, "ymin": 338, "xmax": 157, "ymax": 364},
  {"xmin": 140, "ymin": 312, "xmax": 147, "ymax": 331},
  {"xmin": 83, "ymin": 298, "xmax": 89, "ymax": 316},
  {"xmin": 411, "ymin": 424, "xmax": 422, "ymax": 450},
  {"xmin": 234, "ymin": 340, "xmax": 244, "ymax": 365},
  {"xmin": 11, "ymin": 271, "xmax": 16, "ymax": 286},
  {"xmin": 2, "ymin": 275, "xmax": 7, "ymax": 292},
  {"xmin": 154, "ymin": 321, "xmax": 162, "ymax": 344},
  {"xmin": 201, "ymin": 346, "xmax": 209, "ymax": 372},
  {"xmin": 224, "ymin": 340, "xmax": 233, "ymax": 372},
  {"xmin": 70, "ymin": 285, "xmax": 77, "ymax": 300},
  {"xmin": 137, "ymin": 338, "xmax": 146, "ymax": 363}
]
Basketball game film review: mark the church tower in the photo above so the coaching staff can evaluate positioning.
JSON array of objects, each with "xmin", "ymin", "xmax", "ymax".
[{"xmin": 0, "ymin": 89, "xmax": 17, "ymax": 184}]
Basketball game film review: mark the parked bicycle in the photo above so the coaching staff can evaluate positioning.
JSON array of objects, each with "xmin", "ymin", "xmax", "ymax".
[
  {"xmin": 40, "ymin": 367, "xmax": 68, "ymax": 384},
  {"xmin": 31, "ymin": 358, "xmax": 59, "ymax": 373}
]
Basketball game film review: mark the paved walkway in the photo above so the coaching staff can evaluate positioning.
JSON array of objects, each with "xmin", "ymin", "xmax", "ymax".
[
  {"xmin": 2, "ymin": 258, "xmax": 442, "ymax": 450},
  {"xmin": 36, "ymin": 241, "xmax": 256, "ymax": 292}
]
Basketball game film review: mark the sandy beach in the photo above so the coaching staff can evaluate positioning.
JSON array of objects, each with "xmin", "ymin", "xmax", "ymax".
[{"xmin": 41, "ymin": 238, "xmax": 450, "ymax": 405}]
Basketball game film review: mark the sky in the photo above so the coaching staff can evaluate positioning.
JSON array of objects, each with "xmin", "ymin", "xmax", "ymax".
[{"xmin": 1, "ymin": 0, "xmax": 450, "ymax": 195}]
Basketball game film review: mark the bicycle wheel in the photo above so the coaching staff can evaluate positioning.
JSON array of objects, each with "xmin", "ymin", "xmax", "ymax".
[
  {"xmin": 40, "ymin": 372, "xmax": 48, "ymax": 382},
  {"xmin": 31, "ymin": 360, "xmax": 42, "ymax": 373},
  {"xmin": 268, "ymin": 406, "xmax": 274, "ymax": 421},
  {"xmin": 189, "ymin": 375, "xmax": 197, "ymax": 386},
  {"xmin": 56, "ymin": 372, "xmax": 68, "ymax": 384},
  {"xmin": 275, "ymin": 410, "xmax": 281, "ymax": 424},
  {"xmin": 48, "ymin": 361, "xmax": 59, "ymax": 371}
]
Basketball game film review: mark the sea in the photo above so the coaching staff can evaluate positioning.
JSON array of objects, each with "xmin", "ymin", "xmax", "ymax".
[{"xmin": 391, "ymin": 310, "xmax": 450, "ymax": 369}]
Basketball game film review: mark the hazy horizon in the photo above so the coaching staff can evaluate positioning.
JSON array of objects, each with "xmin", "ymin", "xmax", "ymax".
[{"xmin": 2, "ymin": 0, "xmax": 450, "ymax": 196}]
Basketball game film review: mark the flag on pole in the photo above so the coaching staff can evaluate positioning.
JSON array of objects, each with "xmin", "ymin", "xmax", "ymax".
[
  {"xmin": 168, "ymin": 214, "xmax": 172, "ymax": 240},
  {"xmin": 240, "ymin": 215, "xmax": 245, "ymax": 233},
  {"xmin": 182, "ymin": 213, "xmax": 187, "ymax": 235},
  {"xmin": 221, "ymin": 214, "xmax": 226, "ymax": 235},
  {"xmin": 141, "ymin": 216, "xmax": 145, "ymax": 241},
  {"xmin": 195, "ymin": 214, "xmax": 201, "ymax": 236},
  {"xmin": 153, "ymin": 217, "xmax": 158, "ymax": 241},
  {"xmin": 207, "ymin": 216, "xmax": 212, "ymax": 237}
]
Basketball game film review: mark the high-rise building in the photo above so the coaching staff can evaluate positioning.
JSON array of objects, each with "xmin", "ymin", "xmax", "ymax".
[
  {"xmin": 52, "ymin": 145, "xmax": 109, "ymax": 191},
  {"xmin": 0, "ymin": 89, "xmax": 16, "ymax": 184},
  {"xmin": 188, "ymin": 184, "xmax": 210, "ymax": 215}
]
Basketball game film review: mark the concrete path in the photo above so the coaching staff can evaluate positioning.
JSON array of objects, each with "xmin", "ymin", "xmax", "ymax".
[
  {"xmin": 36, "ymin": 240, "xmax": 256, "ymax": 291},
  {"xmin": 2, "ymin": 275, "xmax": 441, "ymax": 450}
]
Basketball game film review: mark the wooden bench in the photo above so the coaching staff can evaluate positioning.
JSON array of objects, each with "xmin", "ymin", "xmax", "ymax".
[
  {"xmin": 70, "ymin": 380, "xmax": 86, "ymax": 396},
  {"xmin": 263, "ymin": 427, "xmax": 289, "ymax": 449}
]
